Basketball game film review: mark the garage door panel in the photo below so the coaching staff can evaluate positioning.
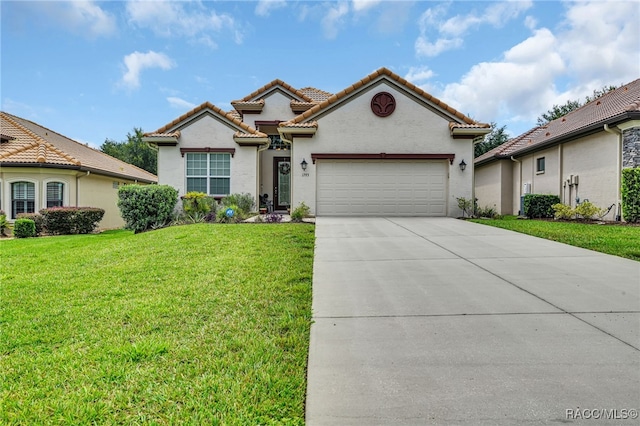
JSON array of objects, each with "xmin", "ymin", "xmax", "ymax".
[{"xmin": 317, "ymin": 160, "xmax": 448, "ymax": 216}]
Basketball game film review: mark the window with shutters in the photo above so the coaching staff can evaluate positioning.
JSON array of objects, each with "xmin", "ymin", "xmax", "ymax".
[{"xmin": 12, "ymin": 181, "xmax": 35, "ymax": 219}]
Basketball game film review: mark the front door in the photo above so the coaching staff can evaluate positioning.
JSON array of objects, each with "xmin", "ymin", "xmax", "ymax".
[{"xmin": 273, "ymin": 157, "xmax": 291, "ymax": 211}]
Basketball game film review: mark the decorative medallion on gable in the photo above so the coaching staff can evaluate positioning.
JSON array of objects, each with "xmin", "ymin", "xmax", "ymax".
[{"xmin": 371, "ymin": 92, "xmax": 396, "ymax": 117}]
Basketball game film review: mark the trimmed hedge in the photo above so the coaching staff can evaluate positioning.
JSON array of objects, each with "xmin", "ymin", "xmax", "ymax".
[
  {"xmin": 16, "ymin": 212, "xmax": 46, "ymax": 235},
  {"xmin": 118, "ymin": 184, "xmax": 178, "ymax": 233},
  {"xmin": 622, "ymin": 167, "xmax": 640, "ymax": 223},
  {"xmin": 523, "ymin": 194, "xmax": 560, "ymax": 218},
  {"xmin": 39, "ymin": 207, "xmax": 105, "ymax": 234},
  {"xmin": 14, "ymin": 218, "xmax": 36, "ymax": 238}
]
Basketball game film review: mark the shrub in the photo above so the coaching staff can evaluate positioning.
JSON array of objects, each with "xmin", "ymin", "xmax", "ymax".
[
  {"xmin": 475, "ymin": 205, "xmax": 499, "ymax": 219},
  {"xmin": 264, "ymin": 212, "xmax": 283, "ymax": 223},
  {"xmin": 14, "ymin": 218, "xmax": 36, "ymax": 238},
  {"xmin": 456, "ymin": 197, "xmax": 474, "ymax": 218},
  {"xmin": 622, "ymin": 167, "xmax": 640, "ymax": 223},
  {"xmin": 552, "ymin": 203, "xmax": 574, "ymax": 220},
  {"xmin": 574, "ymin": 201, "xmax": 605, "ymax": 220},
  {"xmin": 216, "ymin": 204, "xmax": 242, "ymax": 223},
  {"xmin": 523, "ymin": 194, "xmax": 560, "ymax": 218},
  {"xmin": 0, "ymin": 212, "xmax": 13, "ymax": 237},
  {"xmin": 17, "ymin": 212, "xmax": 46, "ymax": 235},
  {"xmin": 118, "ymin": 185, "xmax": 178, "ymax": 233},
  {"xmin": 290, "ymin": 202, "xmax": 310, "ymax": 222},
  {"xmin": 182, "ymin": 192, "xmax": 216, "ymax": 223},
  {"xmin": 39, "ymin": 207, "xmax": 105, "ymax": 234},
  {"xmin": 221, "ymin": 193, "xmax": 255, "ymax": 215}
]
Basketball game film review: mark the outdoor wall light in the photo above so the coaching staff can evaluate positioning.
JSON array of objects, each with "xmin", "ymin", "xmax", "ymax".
[
  {"xmin": 459, "ymin": 159, "xmax": 467, "ymax": 171},
  {"xmin": 300, "ymin": 158, "xmax": 308, "ymax": 171}
]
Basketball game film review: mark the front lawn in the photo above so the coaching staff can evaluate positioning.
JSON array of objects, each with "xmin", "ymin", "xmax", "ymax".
[
  {"xmin": 470, "ymin": 218, "xmax": 640, "ymax": 261},
  {"xmin": 1, "ymin": 224, "xmax": 315, "ymax": 424}
]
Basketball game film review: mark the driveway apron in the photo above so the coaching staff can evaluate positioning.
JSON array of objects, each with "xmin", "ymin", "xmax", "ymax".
[{"xmin": 306, "ymin": 217, "xmax": 640, "ymax": 425}]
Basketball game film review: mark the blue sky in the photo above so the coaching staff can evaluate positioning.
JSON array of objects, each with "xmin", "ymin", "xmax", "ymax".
[{"xmin": 2, "ymin": 0, "xmax": 639, "ymax": 149}]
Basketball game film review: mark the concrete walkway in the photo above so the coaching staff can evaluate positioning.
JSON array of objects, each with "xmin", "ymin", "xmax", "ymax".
[{"xmin": 307, "ymin": 217, "xmax": 640, "ymax": 425}]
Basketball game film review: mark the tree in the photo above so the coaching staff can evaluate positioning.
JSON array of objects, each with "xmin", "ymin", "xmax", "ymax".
[
  {"xmin": 536, "ymin": 85, "xmax": 617, "ymax": 126},
  {"xmin": 101, "ymin": 128, "xmax": 157, "ymax": 175},
  {"xmin": 474, "ymin": 122, "xmax": 509, "ymax": 158}
]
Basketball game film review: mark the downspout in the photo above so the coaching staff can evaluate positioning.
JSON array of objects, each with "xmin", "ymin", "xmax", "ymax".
[
  {"xmin": 558, "ymin": 144, "xmax": 563, "ymax": 204},
  {"xmin": 76, "ymin": 171, "xmax": 90, "ymax": 207},
  {"xmin": 256, "ymin": 141, "xmax": 270, "ymax": 207},
  {"xmin": 603, "ymin": 123, "xmax": 622, "ymax": 221},
  {"xmin": 510, "ymin": 156, "xmax": 521, "ymax": 215}
]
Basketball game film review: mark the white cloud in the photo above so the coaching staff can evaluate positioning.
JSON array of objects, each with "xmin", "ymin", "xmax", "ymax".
[
  {"xmin": 322, "ymin": 2, "xmax": 350, "ymax": 39},
  {"xmin": 255, "ymin": 0, "xmax": 287, "ymax": 17},
  {"xmin": 404, "ymin": 66, "xmax": 436, "ymax": 84},
  {"xmin": 125, "ymin": 0, "xmax": 241, "ymax": 46},
  {"xmin": 167, "ymin": 97, "xmax": 197, "ymax": 110},
  {"xmin": 415, "ymin": 1, "xmax": 533, "ymax": 57},
  {"xmin": 120, "ymin": 51, "xmax": 175, "ymax": 90},
  {"xmin": 26, "ymin": 1, "xmax": 116, "ymax": 37},
  {"xmin": 352, "ymin": 0, "xmax": 382, "ymax": 12}
]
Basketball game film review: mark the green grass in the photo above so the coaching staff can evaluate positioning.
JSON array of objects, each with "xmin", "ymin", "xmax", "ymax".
[
  {"xmin": 470, "ymin": 217, "xmax": 640, "ymax": 261},
  {"xmin": 1, "ymin": 224, "xmax": 315, "ymax": 425}
]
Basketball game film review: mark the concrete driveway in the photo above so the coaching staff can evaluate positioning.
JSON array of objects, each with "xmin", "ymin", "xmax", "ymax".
[{"xmin": 306, "ymin": 217, "xmax": 640, "ymax": 425}]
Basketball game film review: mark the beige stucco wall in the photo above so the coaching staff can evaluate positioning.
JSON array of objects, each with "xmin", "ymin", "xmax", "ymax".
[
  {"xmin": 0, "ymin": 167, "xmax": 140, "ymax": 229},
  {"xmin": 250, "ymin": 91, "xmax": 297, "ymax": 125},
  {"xmin": 290, "ymin": 81, "xmax": 473, "ymax": 216},
  {"xmin": 156, "ymin": 114, "xmax": 260, "ymax": 203},
  {"xmin": 477, "ymin": 130, "xmax": 620, "ymax": 218}
]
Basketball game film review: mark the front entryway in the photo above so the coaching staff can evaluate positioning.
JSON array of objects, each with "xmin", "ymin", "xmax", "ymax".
[{"xmin": 273, "ymin": 157, "xmax": 291, "ymax": 211}]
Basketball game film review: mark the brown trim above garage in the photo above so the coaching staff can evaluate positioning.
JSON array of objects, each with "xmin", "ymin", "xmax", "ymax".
[
  {"xmin": 310, "ymin": 153, "xmax": 455, "ymax": 164},
  {"xmin": 180, "ymin": 148, "xmax": 236, "ymax": 157}
]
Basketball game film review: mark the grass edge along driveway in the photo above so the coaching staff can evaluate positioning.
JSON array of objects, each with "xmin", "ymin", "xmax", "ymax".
[
  {"xmin": 1, "ymin": 224, "xmax": 315, "ymax": 425},
  {"xmin": 470, "ymin": 217, "xmax": 640, "ymax": 261}
]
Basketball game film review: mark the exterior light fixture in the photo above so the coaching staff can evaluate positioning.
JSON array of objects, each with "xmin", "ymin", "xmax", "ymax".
[
  {"xmin": 459, "ymin": 159, "xmax": 467, "ymax": 171},
  {"xmin": 301, "ymin": 158, "xmax": 308, "ymax": 171}
]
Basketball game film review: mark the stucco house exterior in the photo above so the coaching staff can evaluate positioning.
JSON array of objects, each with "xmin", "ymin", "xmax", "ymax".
[
  {"xmin": 0, "ymin": 112, "xmax": 157, "ymax": 229},
  {"xmin": 475, "ymin": 79, "xmax": 640, "ymax": 220},
  {"xmin": 144, "ymin": 67, "xmax": 490, "ymax": 217}
]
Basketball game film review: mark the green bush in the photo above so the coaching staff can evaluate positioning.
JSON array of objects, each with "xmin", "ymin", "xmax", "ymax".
[
  {"xmin": 221, "ymin": 193, "xmax": 255, "ymax": 215},
  {"xmin": 17, "ymin": 212, "xmax": 46, "ymax": 235},
  {"xmin": 552, "ymin": 203, "xmax": 574, "ymax": 220},
  {"xmin": 475, "ymin": 205, "xmax": 499, "ymax": 219},
  {"xmin": 523, "ymin": 194, "xmax": 560, "ymax": 218},
  {"xmin": 456, "ymin": 197, "xmax": 474, "ymax": 218},
  {"xmin": 0, "ymin": 212, "xmax": 13, "ymax": 237},
  {"xmin": 181, "ymin": 192, "xmax": 216, "ymax": 223},
  {"xmin": 290, "ymin": 202, "xmax": 310, "ymax": 222},
  {"xmin": 622, "ymin": 167, "xmax": 640, "ymax": 223},
  {"xmin": 14, "ymin": 218, "xmax": 36, "ymax": 238},
  {"xmin": 118, "ymin": 185, "xmax": 178, "ymax": 233},
  {"xmin": 574, "ymin": 201, "xmax": 605, "ymax": 220},
  {"xmin": 39, "ymin": 207, "xmax": 105, "ymax": 234}
]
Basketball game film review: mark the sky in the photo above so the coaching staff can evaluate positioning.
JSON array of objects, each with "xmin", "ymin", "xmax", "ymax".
[{"xmin": 1, "ymin": 0, "xmax": 639, "ymax": 149}]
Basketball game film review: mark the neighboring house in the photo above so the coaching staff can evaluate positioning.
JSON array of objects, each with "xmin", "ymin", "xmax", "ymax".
[
  {"xmin": 144, "ymin": 67, "xmax": 490, "ymax": 217},
  {"xmin": 0, "ymin": 112, "xmax": 157, "ymax": 229},
  {"xmin": 475, "ymin": 79, "xmax": 640, "ymax": 220}
]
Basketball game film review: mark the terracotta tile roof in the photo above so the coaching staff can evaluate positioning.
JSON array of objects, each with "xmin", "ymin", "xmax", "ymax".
[
  {"xmin": 237, "ymin": 79, "xmax": 314, "ymax": 103},
  {"xmin": 299, "ymin": 87, "xmax": 333, "ymax": 103},
  {"xmin": 1, "ymin": 112, "xmax": 157, "ymax": 182},
  {"xmin": 279, "ymin": 121, "xmax": 318, "ymax": 129},
  {"xmin": 230, "ymin": 99, "xmax": 265, "ymax": 112},
  {"xmin": 475, "ymin": 78, "xmax": 640, "ymax": 164},
  {"xmin": 281, "ymin": 67, "xmax": 489, "ymax": 128},
  {"xmin": 150, "ymin": 101, "xmax": 267, "ymax": 137},
  {"xmin": 144, "ymin": 131, "xmax": 181, "ymax": 139}
]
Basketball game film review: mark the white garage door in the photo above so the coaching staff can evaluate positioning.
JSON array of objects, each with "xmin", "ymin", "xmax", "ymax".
[{"xmin": 316, "ymin": 160, "xmax": 448, "ymax": 216}]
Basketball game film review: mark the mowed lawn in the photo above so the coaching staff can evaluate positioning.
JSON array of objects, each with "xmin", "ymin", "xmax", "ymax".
[
  {"xmin": 471, "ymin": 218, "xmax": 640, "ymax": 261},
  {"xmin": 1, "ymin": 224, "xmax": 315, "ymax": 425}
]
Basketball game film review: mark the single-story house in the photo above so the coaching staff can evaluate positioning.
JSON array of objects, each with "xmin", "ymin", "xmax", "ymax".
[
  {"xmin": 475, "ymin": 79, "xmax": 640, "ymax": 220},
  {"xmin": 0, "ymin": 112, "xmax": 158, "ymax": 229},
  {"xmin": 144, "ymin": 67, "xmax": 490, "ymax": 217}
]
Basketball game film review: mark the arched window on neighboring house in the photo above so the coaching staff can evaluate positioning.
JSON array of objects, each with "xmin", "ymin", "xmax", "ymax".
[
  {"xmin": 46, "ymin": 181, "xmax": 64, "ymax": 208},
  {"xmin": 11, "ymin": 181, "xmax": 35, "ymax": 219}
]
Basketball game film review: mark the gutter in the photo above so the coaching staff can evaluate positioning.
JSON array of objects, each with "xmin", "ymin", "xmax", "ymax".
[{"xmin": 603, "ymin": 123, "xmax": 623, "ymax": 221}]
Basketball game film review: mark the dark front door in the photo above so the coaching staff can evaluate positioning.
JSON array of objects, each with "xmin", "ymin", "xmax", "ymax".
[{"xmin": 273, "ymin": 157, "xmax": 291, "ymax": 211}]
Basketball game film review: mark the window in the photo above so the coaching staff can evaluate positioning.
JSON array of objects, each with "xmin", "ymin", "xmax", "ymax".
[
  {"xmin": 268, "ymin": 135, "xmax": 288, "ymax": 150},
  {"xmin": 186, "ymin": 152, "xmax": 230, "ymax": 196},
  {"xmin": 12, "ymin": 181, "xmax": 35, "ymax": 219},
  {"xmin": 536, "ymin": 157, "xmax": 545, "ymax": 174},
  {"xmin": 47, "ymin": 182, "xmax": 64, "ymax": 208}
]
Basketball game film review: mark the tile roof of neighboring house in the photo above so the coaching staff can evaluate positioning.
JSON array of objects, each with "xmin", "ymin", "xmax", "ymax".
[
  {"xmin": 476, "ymin": 78, "xmax": 640, "ymax": 165},
  {"xmin": 281, "ymin": 67, "xmax": 490, "ymax": 128},
  {"xmin": 237, "ymin": 79, "xmax": 315, "ymax": 103},
  {"xmin": 1, "ymin": 112, "xmax": 157, "ymax": 183},
  {"xmin": 149, "ymin": 101, "xmax": 267, "ymax": 137}
]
